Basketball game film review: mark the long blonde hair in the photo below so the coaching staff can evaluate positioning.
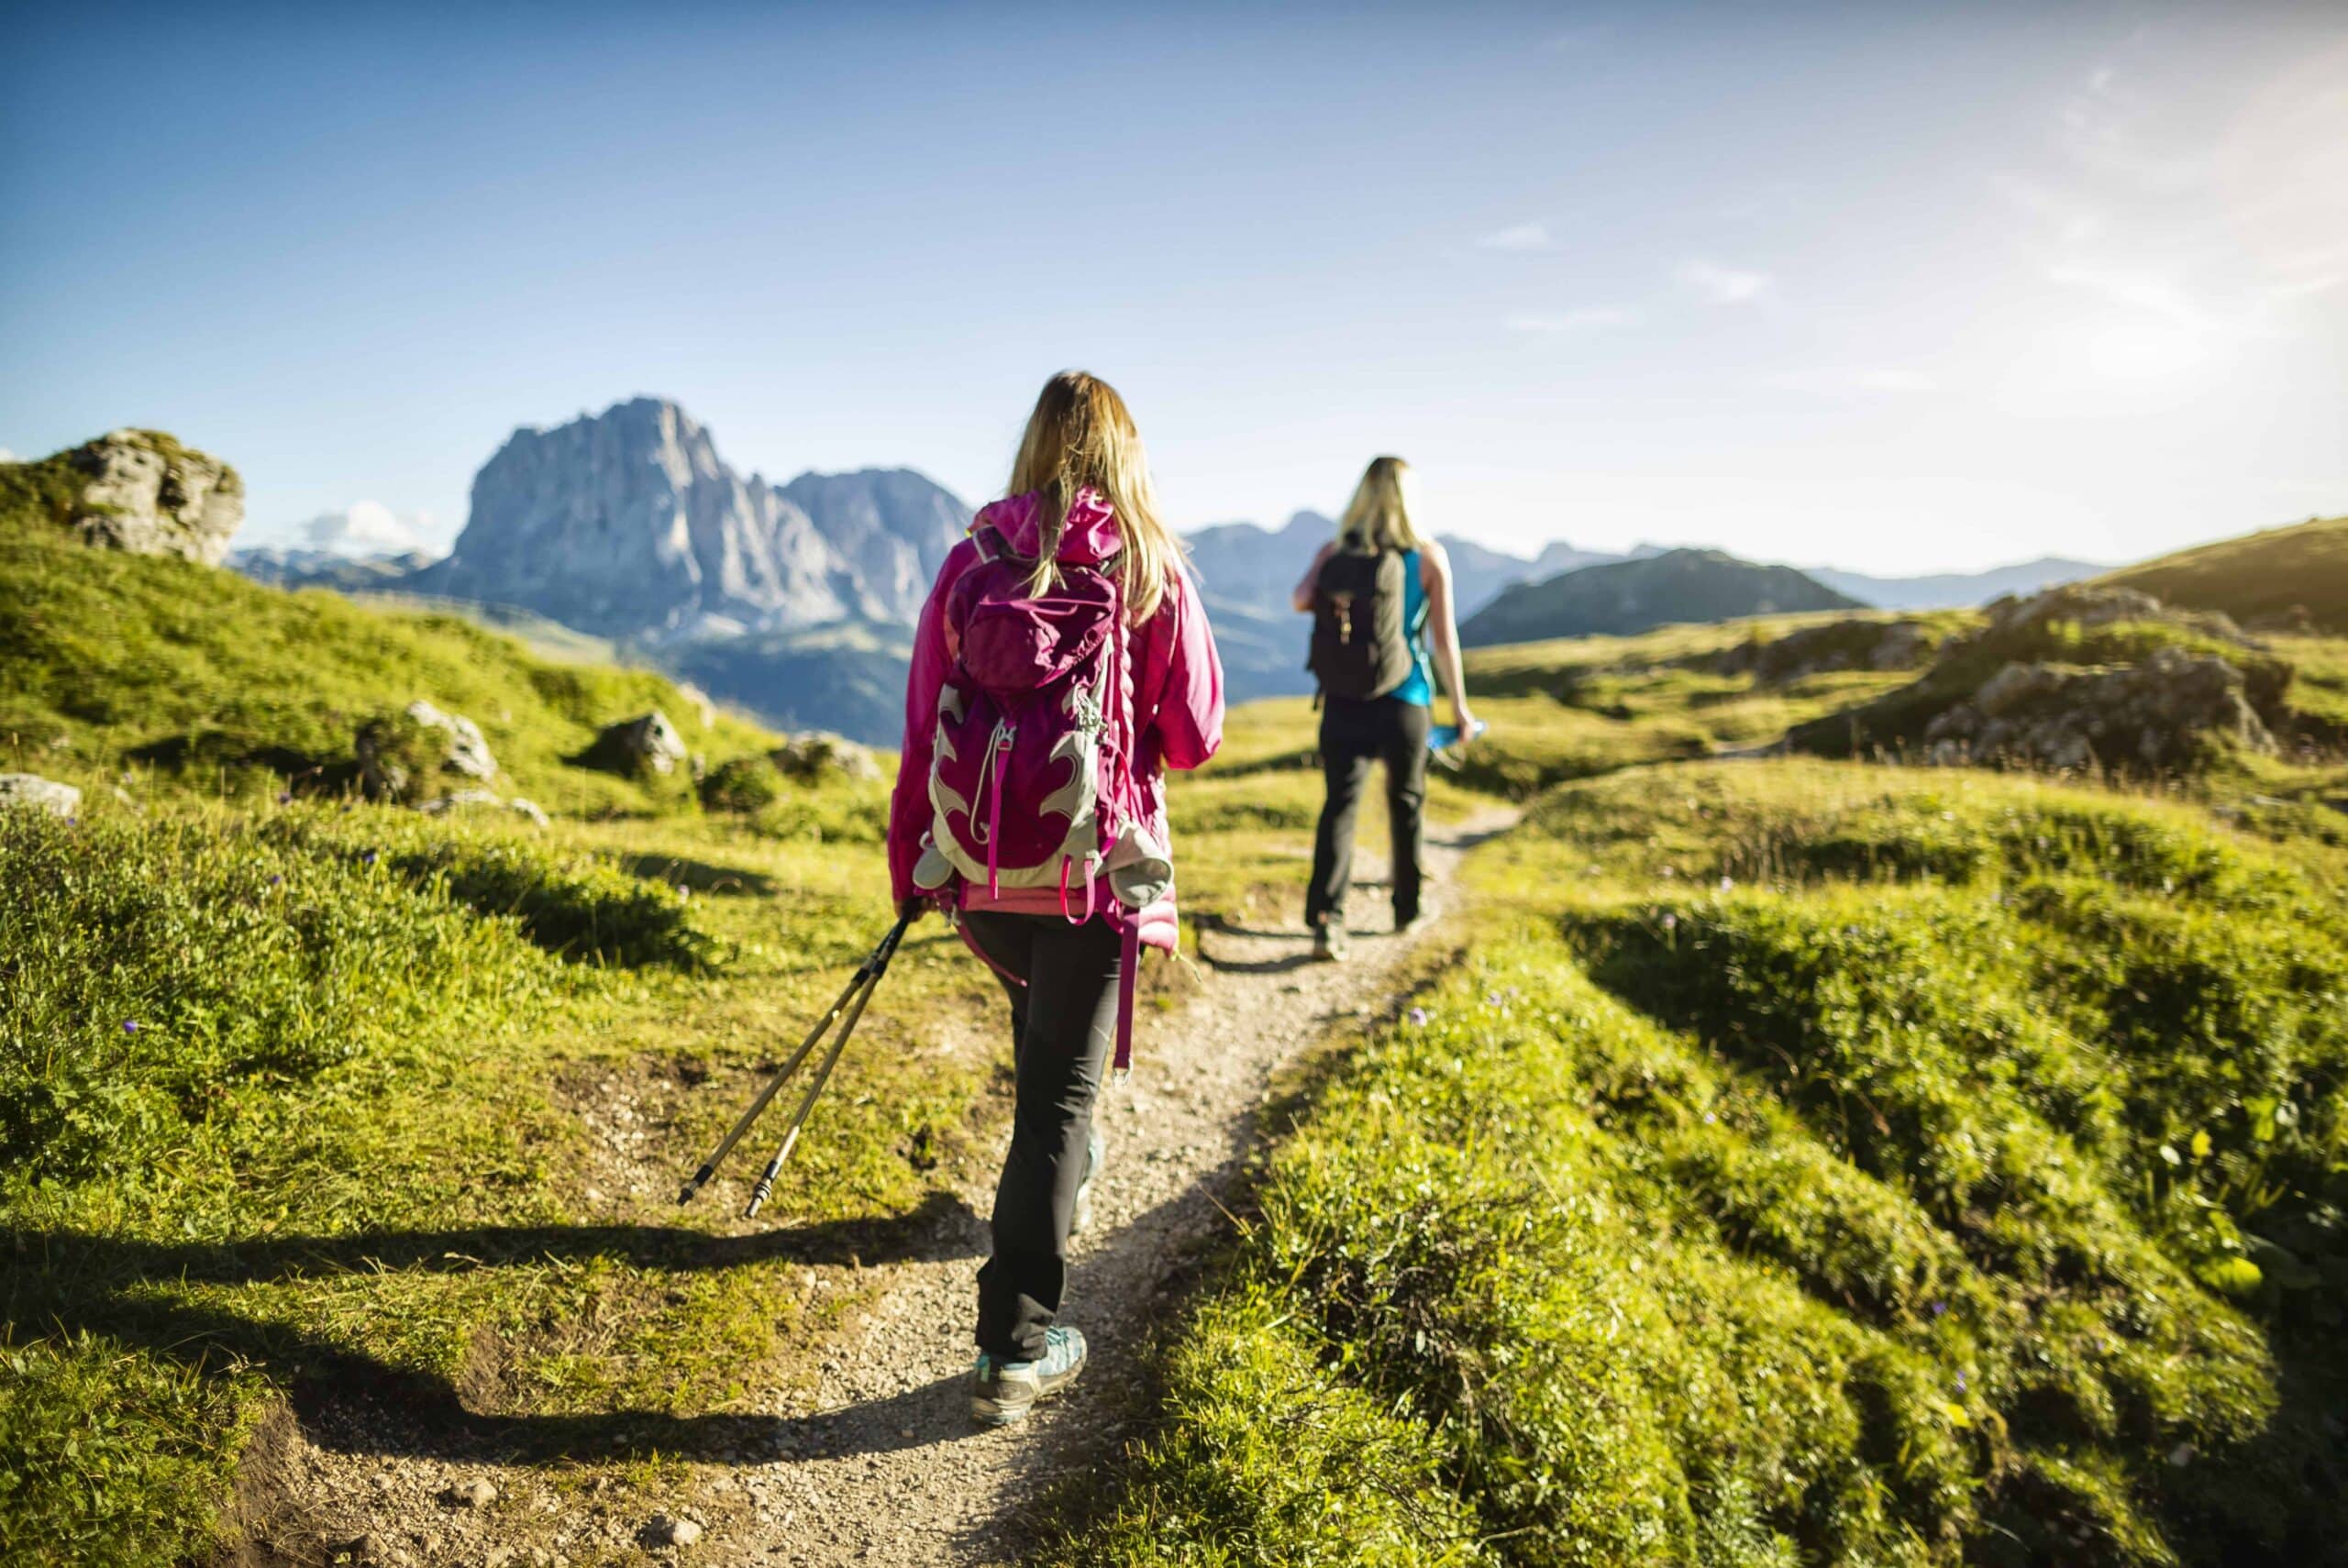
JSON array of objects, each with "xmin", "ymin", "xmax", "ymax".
[
  {"xmin": 1006, "ymin": 370, "xmax": 1181, "ymax": 623},
  {"xmin": 1338, "ymin": 455, "xmax": 1424, "ymax": 553}
]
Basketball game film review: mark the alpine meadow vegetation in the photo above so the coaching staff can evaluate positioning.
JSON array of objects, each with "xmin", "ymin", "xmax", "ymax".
[{"xmin": 9, "ymin": 464, "xmax": 2348, "ymax": 1564}]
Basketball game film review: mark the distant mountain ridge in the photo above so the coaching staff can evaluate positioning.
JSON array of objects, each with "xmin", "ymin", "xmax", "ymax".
[
  {"xmin": 1461, "ymin": 548, "xmax": 1864, "ymax": 647},
  {"xmin": 1806, "ymin": 556, "xmax": 2104, "ymax": 611},
  {"xmin": 407, "ymin": 397, "xmax": 967, "ymax": 639},
  {"xmin": 229, "ymin": 547, "xmax": 435, "ymax": 591}
]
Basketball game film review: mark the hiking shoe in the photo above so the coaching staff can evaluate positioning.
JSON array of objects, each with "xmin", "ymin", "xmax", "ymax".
[
  {"xmin": 1070, "ymin": 1125, "xmax": 1105, "ymax": 1236},
  {"xmin": 1396, "ymin": 906, "xmax": 1437, "ymax": 936},
  {"xmin": 971, "ymin": 1326, "xmax": 1088, "ymax": 1427},
  {"xmin": 1312, "ymin": 922, "xmax": 1349, "ymax": 962}
]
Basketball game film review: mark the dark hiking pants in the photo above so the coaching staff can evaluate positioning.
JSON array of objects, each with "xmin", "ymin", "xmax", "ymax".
[
  {"xmin": 1305, "ymin": 693, "xmax": 1431, "ymax": 931},
  {"xmin": 961, "ymin": 910, "xmax": 1122, "ymax": 1363}
]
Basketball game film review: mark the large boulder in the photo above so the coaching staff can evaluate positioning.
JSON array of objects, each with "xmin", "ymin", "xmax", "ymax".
[
  {"xmin": 581, "ymin": 711, "xmax": 688, "ymax": 776},
  {"xmin": 58, "ymin": 430, "xmax": 245, "ymax": 565},
  {"xmin": 0, "ymin": 773, "xmax": 81, "ymax": 818},
  {"xmin": 356, "ymin": 701, "xmax": 497, "ymax": 801},
  {"xmin": 770, "ymin": 730, "xmax": 882, "ymax": 783}
]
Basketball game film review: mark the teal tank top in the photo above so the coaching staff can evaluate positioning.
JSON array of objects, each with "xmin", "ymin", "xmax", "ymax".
[{"xmin": 1393, "ymin": 549, "xmax": 1434, "ymax": 707}]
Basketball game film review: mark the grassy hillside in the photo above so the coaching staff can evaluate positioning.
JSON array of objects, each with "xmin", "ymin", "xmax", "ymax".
[
  {"xmin": 1445, "ymin": 612, "xmax": 1970, "ymax": 798},
  {"xmin": 1050, "ymin": 761, "xmax": 2348, "ymax": 1566},
  {"xmin": 0, "ymin": 519, "xmax": 768, "ymax": 814},
  {"xmin": 1462, "ymin": 548, "xmax": 1863, "ymax": 649},
  {"xmin": 0, "ymin": 507, "xmax": 1445, "ymax": 1565},
  {"xmin": 0, "ymin": 514, "xmax": 999, "ymax": 1562},
  {"xmin": 2097, "ymin": 516, "xmax": 2348, "ymax": 634}
]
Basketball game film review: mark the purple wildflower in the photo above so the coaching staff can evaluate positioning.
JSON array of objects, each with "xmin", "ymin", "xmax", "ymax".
[
  {"xmin": 1409, "ymin": 1007, "xmax": 1428, "ymax": 1027},
  {"xmin": 1661, "ymin": 911, "xmax": 1678, "ymax": 932},
  {"xmin": 270, "ymin": 874, "xmax": 283, "ymax": 886},
  {"xmin": 361, "ymin": 850, "xmax": 378, "ymax": 866},
  {"xmin": 1931, "ymin": 1301, "xmax": 1947, "ymax": 1318},
  {"xmin": 1955, "ymin": 1372, "xmax": 1967, "ymax": 1393},
  {"xmin": 277, "ymin": 791, "xmax": 292, "ymax": 806},
  {"xmin": 123, "ymin": 1021, "xmax": 139, "ymax": 1033}
]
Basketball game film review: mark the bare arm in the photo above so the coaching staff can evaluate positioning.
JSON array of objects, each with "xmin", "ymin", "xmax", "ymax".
[
  {"xmin": 1421, "ymin": 543, "xmax": 1478, "ymax": 728},
  {"xmin": 1292, "ymin": 540, "xmax": 1337, "ymax": 613}
]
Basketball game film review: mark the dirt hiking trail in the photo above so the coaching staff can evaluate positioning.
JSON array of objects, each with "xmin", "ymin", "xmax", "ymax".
[{"xmin": 260, "ymin": 807, "xmax": 1514, "ymax": 1567}]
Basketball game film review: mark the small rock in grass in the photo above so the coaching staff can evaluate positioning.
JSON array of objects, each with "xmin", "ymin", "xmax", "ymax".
[
  {"xmin": 443, "ymin": 1476, "xmax": 498, "ymax": 1509},
  {"xmin": 645, "ymin": 1512, "xmax": 703, "ymax": 1547}
]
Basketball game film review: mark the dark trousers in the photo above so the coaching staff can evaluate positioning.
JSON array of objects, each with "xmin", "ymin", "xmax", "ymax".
[
  {"xmin": 1306, "ymin": 694, "xmax": 1430, "ymax": 930},
  {"xmin": 960, "ymin": 910, "xmax": 1121, "ymax": 1362}
]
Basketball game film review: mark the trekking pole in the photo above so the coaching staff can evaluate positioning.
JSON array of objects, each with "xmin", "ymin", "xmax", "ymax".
[
  {"xmin": 675, "ymin": 915, "xmax": 912, "ymax": 1208},
  {"xmin": 742, "ymin": 915, "xmax": 910, "ymax": 1219}
]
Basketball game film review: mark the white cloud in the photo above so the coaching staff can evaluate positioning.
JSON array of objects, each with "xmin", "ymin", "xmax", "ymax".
[
  {"xmin": 1776, "ymin": 368, "xmax": 1938, "ymax": 395},
  {"xmin": 1508, "ymin": 307, "xmax": 1636, "ymax": 334},
  {"xmin": 1676, "ymin": 259, "xmax": 1771, "ymax": 304},
  {"xmin": 0, "ymin": 447, "xmax": 18, "ymax": 464},
  {"xmin": 299, "ymin": 501, "xmax": 433, "ymax": 555},
  {"xmin": 1478, "ymin": 222, "xmax": 1554, "ymax": 252}
]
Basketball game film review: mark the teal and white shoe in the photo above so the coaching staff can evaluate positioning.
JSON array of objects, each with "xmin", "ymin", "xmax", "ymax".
[
  {"xmin": 971, "ymin": 1326, "xmax": 1088, "ymax": 1427},
  {"xmin": 1070, "ymin": 1126, "xmax": 1105, "ymax": 1236}
]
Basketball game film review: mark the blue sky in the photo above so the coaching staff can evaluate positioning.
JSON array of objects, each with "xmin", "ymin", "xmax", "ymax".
[{"xmin": 3, "ymin": 2, "xmax": 2342, "ymax": 573}]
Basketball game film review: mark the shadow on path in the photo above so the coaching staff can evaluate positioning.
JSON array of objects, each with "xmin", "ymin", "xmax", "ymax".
[{"xmin": 3, "ymin": 1190, "xmax": 983, "ymax": 1466}]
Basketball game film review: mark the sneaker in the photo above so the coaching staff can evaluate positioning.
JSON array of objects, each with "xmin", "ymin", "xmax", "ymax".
[
  {"xmin": 1312, "ymin": 922, "xmax": 1349, "ymax": 962},
  {"xmin": 971, "ymin": 1326, "xmax": 1088, "ymax": 1427},
  {"xmin": 1396, "ymin": 906, "xmax": 1436, "ymax": 936},
  {"xmin": 1070, "ymin": 1125, "xmax": 1105, "ymax": 1236}
]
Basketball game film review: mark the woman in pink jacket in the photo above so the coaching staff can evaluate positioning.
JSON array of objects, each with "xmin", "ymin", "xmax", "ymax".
[{"xmin": 887, "ymin": 370, "xmax": 1224, "ymax": 1425}]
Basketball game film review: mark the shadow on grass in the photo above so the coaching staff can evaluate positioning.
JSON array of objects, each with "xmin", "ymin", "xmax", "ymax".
[
  {"xmin": 2, "ymin": 1189, "xmax": 982, "ymax": 1466},
  {"xmin": 616, "ymin": 853, "xmax": 779, "ymax": 898}
]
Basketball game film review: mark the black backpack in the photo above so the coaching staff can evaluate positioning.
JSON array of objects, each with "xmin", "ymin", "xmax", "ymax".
[{"xmin": 1308, "ymin": 545, "xmax": 1412, "ymax": 701}]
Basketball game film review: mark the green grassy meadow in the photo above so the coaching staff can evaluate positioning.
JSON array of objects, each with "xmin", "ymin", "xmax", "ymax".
[
  {"xmin": 1049, "ymin": 762, "xmax": 2348, "ymax": 1567},
  {"xmin": 9, "ymin": 493, "xmax": 2348, "ymax": 1565}
]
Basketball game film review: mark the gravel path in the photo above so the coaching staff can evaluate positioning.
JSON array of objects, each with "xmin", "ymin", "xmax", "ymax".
[{"xmin": 255, "ymin": 809, "xmax": 1512, "ymax": 1567}]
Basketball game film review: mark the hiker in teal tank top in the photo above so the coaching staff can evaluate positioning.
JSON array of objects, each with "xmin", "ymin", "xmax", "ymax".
[{"xmin": 1293, "ymin": 457, "xmax": 1479, "ymax": 961}]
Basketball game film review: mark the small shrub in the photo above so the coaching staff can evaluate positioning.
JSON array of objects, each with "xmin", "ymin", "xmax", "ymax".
[{"xmin": 699, "ymin": 755, "xmax": 783, "ymax": 813}]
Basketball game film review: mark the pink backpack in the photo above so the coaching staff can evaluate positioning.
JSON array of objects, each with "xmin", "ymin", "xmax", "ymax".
[{"xmin": 913, "ymin": 525, "xmax": 1169, "ymax": 1069}]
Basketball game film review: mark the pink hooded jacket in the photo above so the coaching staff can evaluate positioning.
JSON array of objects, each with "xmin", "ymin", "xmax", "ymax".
[{"xmin": 886, "ymin": 489, "xmax": 1225, "ymax": 951}]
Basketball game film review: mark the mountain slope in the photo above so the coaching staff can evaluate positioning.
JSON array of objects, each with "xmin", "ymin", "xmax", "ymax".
[
  {"xmin": 1, "ymin": 489, "xmax": 767, "ymax": 814},
  {"xmin": 1461, "ymin": 548, "xmax": 1862, "ymax": 647},
  {"xmin": 1809, "ymin": 555, "xmax": 2102, "ymax": 610},
  {"xmin": 2094, "ymin": 514, "xmax": 2348, "ymax": 633},
  {"xmin": 408, "ymin": 398, "xmax": 968, "ymax": 638}
]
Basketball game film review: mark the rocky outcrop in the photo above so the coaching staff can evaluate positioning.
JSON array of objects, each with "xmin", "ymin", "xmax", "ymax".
[
  {"xmin": 770, "ymin": 731, "xmax": 882, "ymax": 783},
  {"xmin": 357, "ymin": 701, "xmax": 496, "ymax": 801},
  {"xmin": 0, "ymin": 774, "xmax": 82, "ymax": 817},
  {"xmin": 1713, "ymin": 617, "xmax": 1940, "ymax": 682},
  {"xmin": 1788, "ymin": 583, "xmax": 2301, "ymax": 774},
  {"xmin": 581, "ymin": 711, "xmax": 688, "ymax": 776},
  {"xmin": 1922, "ymin": 646, "xmax": 2276, "ymax": 772},
  {"xmin": 7, "ymin": 431, "xmax": 246, "ymax": 565},
  {"xmin": 408, "ymin": 398, "xmax": 968, "ymax": 639}
]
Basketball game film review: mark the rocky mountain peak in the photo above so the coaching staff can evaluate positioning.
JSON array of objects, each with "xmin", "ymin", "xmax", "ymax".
[{"xmin": 409, "ymin": 398, "xmax": 969, "ymax": 639}]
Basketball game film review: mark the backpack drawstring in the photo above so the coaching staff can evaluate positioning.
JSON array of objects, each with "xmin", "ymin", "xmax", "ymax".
[{"xmin": 974, "ymin": 719, "xmax": 1013, "ymax": 900}]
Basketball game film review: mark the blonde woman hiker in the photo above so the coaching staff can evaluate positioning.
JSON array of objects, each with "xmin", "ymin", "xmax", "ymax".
[
  {"xmin": 1292, "ymin": 456, "xmax": 1479, "ymax": 960},
  {"xmin": 887, "ymin": 370, "xmax": 1225, "ymax": 1425}
]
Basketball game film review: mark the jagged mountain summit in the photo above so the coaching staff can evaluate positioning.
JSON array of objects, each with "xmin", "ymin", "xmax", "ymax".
[{"xmin": 409, "ymin": 398, "xmax": 968, "ymax": 638}]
